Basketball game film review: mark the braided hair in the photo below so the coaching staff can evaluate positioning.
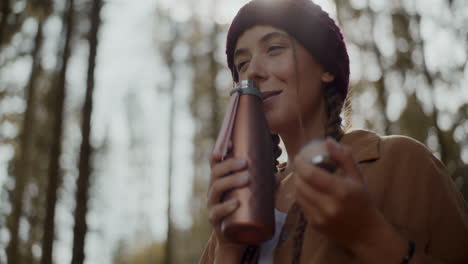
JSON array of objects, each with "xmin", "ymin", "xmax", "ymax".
[
  {"xmin": 284, "ymin": 6, "xmax": 349, "ymax": 259},
  {"xmin": 290, "ymin": 83, "xmax": 346, "ymax": 264}
]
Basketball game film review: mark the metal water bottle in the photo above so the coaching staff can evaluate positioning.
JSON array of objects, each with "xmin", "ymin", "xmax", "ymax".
[{"xmin": 213, "ymin": 80, "xmax": 275, "ymax": 244}]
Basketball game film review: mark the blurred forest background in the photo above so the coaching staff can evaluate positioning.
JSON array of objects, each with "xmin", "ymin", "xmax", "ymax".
[{"xmin": 0, "ymin": 0, "xmax": 467, "ymax": 263}]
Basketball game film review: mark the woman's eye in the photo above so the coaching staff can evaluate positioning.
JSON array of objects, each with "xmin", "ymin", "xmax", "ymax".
[
  {"xmin": 267, "ymin": 45, "xmax": 284, "ymax": 53},
  {"xmin": 237, "ymin": 61, "xmax": 248, "ymax": 71}
]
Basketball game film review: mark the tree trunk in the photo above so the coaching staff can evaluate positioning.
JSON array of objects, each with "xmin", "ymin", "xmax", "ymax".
[
  {"xmin": 40, "ymin": 0, "xmax": 75, "ymax": 263},
  {"xmin": 163, "ymin": 26, "xmax": 179, "ymax": 264},
  {"xmin": 185, "ymin": 2, "xmax": 223, "ymax": 260},
  {"xmin": 164, "ymin": 71, "xmax": 175, "ymax": 264},
  {"xmin": 5, "ymin": 17, "xmax": 44, "ymax": 264},
  {"xmin": 71, "ymin": 0, "xmax": 102, "ymax": 263},
  {"xmin": 208, "ymin": 22, "xmax": 221, "ymax": 140},
  {"xmin": 0, "ymin": 0, "xmax": 11, "ymax": 47}
]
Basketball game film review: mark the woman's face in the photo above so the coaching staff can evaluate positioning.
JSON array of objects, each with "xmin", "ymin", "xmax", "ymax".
[{"xmin": 234, "ymin": 25, "xmax": 334, "ymax": 134}]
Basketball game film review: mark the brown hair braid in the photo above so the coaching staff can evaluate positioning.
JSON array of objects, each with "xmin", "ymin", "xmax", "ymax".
[
  {"xmin": 291, "ymin": 84, "xmax": 347, "ymax": 264},
  {"xmin": 271, "ymin": 134, "xmax": 282, "ymax": 173},
  {"xmin": 324, "ymin": 84, "xmax": 345, "ymax": 141}
]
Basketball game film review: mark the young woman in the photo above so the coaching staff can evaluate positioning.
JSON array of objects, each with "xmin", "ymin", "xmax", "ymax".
[{"xmin": 200, "ymin": 0, "xmax": 468, "ymax": 263}]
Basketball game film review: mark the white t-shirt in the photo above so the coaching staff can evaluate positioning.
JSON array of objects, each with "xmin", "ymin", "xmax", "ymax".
[{"xmin": 258, "ymin": 209, "xmax": 288, "ymax": 264}]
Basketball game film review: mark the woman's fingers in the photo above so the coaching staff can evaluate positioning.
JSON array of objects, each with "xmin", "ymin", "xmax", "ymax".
[
  {"xmin": 295, "ymin": 160, "xmax": 337, "ymax": 219},
  {"xmin": 325, "ymin": 138, "xmax": 361, "ymax": 180},
  {"xmin": 296, "ymin": 173, "xmax": 345, "ymax": 225},
  {"xmin": 210, "ymin": 151, "xmax": 223, "ymax": 168},
  {"xmin": 207, "ymin": 172, "xmax": 249, "ymax": 207},
  {"xmin": 294, "ymin": 154, "xmax": 336, "ymax": 193},
  {"xmin": 207, "ymin": 156, "xmax": 248, "ymax": 231},
  {"xmin": 208, "ymin": 199, "xmax": 240, "ymax": 225},
  {"xmin": 210, "ymin": 158, "xmax": 247, "ymax": 185},
  {"xmin": 207, "ymin": 172, "xmax": 249, "ymax": 226},
  {"xmin": 210, "ymin": 141, "xmax": 234, "ymax": 168},
  {"xmin": 296, "ymin": 173, "xmax": 331, "ymax": 209}
]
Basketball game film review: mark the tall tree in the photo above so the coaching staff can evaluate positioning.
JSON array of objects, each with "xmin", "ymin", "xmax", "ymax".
[
  {"xmin": 5, "ymin": 5, "xmax": 48, "ymax": 263},
  {"xmin": 39, "ymin": 0, "xmax": 75, "ymax": 262},
  {"xmin": 71, "ymin": 0, "xmax": 102, "ymax": 263},
  {"xmin": 161, "ymin": 17, "xmax": 179, "ymax": 264},
  {"xmin": 0, "ymin": 0, "xmax": 11, "ymax": 46},
  {"xmin": 187, "ymin": 1, "xmax": 226, "ymax": 261}
]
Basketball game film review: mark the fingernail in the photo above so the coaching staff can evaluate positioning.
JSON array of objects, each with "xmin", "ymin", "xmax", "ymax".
[
  {"xmin": 235, "ymin": 159, "xmax": 246, "ymax": 166},
  {"xmin": 227, "ymin": 199, "xmax": 238, "ymax": 207},
  {"xmin": 238, "ymin": 174, "xmax": 249, "ymax": 183}
]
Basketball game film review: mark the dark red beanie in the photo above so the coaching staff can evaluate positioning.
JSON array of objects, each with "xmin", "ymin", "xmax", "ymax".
[{"xmin": 226, "ymin": 0, "xmax": 350, "ymax": 100}]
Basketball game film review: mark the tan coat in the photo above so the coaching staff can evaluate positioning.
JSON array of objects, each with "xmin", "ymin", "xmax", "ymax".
[{"xmin": 199, "ymin": 130, "xmax": 468, "ymax": 263}]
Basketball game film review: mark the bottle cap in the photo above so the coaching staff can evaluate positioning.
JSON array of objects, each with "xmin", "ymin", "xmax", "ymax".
[
  {"xmin": 231, "ymin": 80, "xmax": 262, "ymax": 98},
  {"xmin": 236, "ymin": 80, "xmax": 258, "ymax": 89}
]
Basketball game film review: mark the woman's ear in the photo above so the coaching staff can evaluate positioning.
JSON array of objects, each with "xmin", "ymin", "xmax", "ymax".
[{"xmin": 321, "ymin": 72, "xmax": 335, "ymax": 83}]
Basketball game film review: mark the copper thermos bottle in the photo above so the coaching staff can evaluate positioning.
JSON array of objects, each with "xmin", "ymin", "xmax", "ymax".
[{"xmin": 213, "ymin": 80, "xmax": 275, "ymax": 244}]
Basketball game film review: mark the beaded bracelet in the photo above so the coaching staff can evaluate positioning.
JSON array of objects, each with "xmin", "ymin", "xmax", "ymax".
[{"xmin": 400, "ymin": 240, "xmax": 416, "ymax": 264}]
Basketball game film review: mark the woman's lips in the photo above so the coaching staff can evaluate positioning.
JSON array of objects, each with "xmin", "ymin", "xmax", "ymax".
[{"xmin": 261, "ymin": 90, "xmax": 283, "ymax": 102}]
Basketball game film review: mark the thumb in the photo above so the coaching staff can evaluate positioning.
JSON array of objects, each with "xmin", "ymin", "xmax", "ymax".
[
  {"xmin": 210, "ymin": 151, "xmax": 223, "ymax": 168},
  {"xmin": 325, "ymin": 138, "xmax": 362, "ymax": 180}
]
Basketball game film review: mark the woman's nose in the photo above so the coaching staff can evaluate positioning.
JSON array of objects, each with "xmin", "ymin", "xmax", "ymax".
[{"xmin": 246, "ymin": 55, "xmax": 267, "ymax": 82}]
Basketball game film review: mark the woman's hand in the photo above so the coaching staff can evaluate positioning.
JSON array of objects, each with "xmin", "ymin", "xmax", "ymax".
[
  {"xmin": 293, "ymin": 138, "xmax": 391, "ymax": 252},
  {"xmin": 207, "ymin": 149, "xmax": 249, "ymax": 253}
]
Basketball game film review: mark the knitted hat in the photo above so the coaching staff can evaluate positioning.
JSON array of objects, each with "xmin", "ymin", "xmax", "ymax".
[{"xmin": 226, "ymin": 0, "xmax": 350, "ymax": 100}]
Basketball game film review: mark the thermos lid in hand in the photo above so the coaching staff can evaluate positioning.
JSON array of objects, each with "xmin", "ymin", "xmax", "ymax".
[{"xmin": 300, "ymin": 139, "xmax": 337, "ymax": 173}]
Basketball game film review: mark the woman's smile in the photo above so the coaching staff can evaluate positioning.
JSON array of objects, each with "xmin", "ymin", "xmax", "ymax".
[{"xmin": 261, "ymin": 90, "xmax": 283, "ymax": 104}]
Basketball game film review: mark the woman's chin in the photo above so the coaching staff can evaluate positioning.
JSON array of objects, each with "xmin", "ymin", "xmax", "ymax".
[
  {"xmin": 265, "ymin": 111, "xmax": 301, "ymax": 135},
  {"xmin": 265, "ymin": 115, "xmax": 287, "ymax": 135}
]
